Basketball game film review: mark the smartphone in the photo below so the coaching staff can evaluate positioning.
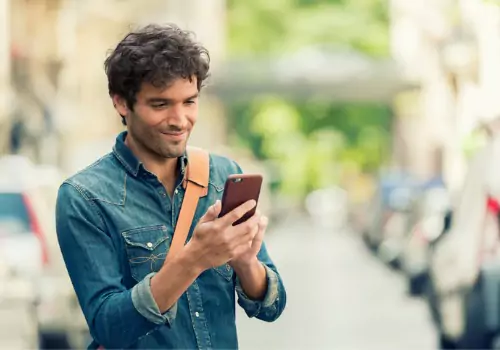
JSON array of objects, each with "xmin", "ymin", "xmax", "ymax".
[{"xmin": 219, "ymin": 174, "xmax": 263, "ymax": 226}]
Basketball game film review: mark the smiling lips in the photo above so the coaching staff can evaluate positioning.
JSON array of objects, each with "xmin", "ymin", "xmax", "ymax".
[{"xmin": 161, "ymin": 130, "xmax": 186, "ymax": 141}]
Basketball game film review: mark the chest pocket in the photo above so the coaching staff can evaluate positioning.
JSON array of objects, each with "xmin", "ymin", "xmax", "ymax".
[{"xmin": 122, "ymin": 225, "xmax": 171, "ymax": 282}]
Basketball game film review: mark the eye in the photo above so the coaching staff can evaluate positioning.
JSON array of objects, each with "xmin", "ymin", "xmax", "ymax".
[
  {"xmin": 151, "ymin": 103, "xmax": 167, "ymax": 109},
  {"xmin": 184, "ymin": 100, "xmax": 196, "ymax": 105}
]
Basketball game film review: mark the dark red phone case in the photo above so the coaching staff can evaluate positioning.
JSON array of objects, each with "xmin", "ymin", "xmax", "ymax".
[{"xmin": 219, "ymin": 174, "xmax": 263, "ymax": 225}]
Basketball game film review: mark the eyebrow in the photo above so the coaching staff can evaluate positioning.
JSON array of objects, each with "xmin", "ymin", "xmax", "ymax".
[{"xmin": 147, "ymin": 93, "xmax": 199, "ymax": 104}]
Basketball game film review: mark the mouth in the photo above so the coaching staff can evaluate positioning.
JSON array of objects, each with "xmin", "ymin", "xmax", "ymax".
[{"xmin": 160, "ymin": 131, "xmax": 187, "ymax": 141}]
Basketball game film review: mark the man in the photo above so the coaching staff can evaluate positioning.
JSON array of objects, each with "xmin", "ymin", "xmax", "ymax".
[{"xmin": 56, "ymin": 24, "xmax": 286, "ymax": 349}]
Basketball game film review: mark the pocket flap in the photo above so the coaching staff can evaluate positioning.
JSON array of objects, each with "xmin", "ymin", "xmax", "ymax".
[{"xmin": 122, "ymin": 225, "xmax": 169, "ymax": 251}]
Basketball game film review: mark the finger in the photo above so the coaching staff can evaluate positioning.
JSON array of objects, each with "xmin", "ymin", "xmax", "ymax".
[
  {"xmin": 258, "ymin": 216, "xmax": 269, "ymax": 232},
  {"xmin": 251, "ymin": 212, "xmax": 263, "ymax": 236},
  {"xmin": 253, "ymin": 217, "xmax": 267, "ymax": 242},
  {"xmin": 248, "ymin": 221, "xmax": 260, "ymax": 241},
  {"xmin": 220, "ymin": 199, "xmax": 256, "ymax": 226},
  {"xmin": 234, "ymin": 210, "xmax": 260, "ymax": 234},
  {"xmin": 231, "ymin": 212, "xmax": 261, "ymax": 243},
  {"xmin": 247, "ymin": 215, "xmax": 267, "ymax": 243},
  {"xmin": 199, "ymin": 200, "xmax": 222, "ymax": 224}
]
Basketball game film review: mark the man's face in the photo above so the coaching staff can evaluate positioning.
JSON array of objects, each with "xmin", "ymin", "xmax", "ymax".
[{"xmin": 115, "ymin": 78, "xmax": 199, "ymax": 159}]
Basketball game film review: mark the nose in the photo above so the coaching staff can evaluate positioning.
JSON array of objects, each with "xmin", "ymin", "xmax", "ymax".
[{"xmin": 166, "ymin": 104, "xmax": 186, "ymax": 125}]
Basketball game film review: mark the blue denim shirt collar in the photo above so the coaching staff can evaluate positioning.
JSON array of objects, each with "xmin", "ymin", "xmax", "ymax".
[{"xmin": 112, "ymin": 131, "xmax": 188, "ymax": 177}]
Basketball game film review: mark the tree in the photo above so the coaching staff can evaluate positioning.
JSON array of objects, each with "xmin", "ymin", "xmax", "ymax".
[
  {"xmin": 225, "ymin": 0, "xmax": 392, "ymax": 198},
  {"xmin": 226, "ymin": 0, "xmax": 389, "ymax": 57}
]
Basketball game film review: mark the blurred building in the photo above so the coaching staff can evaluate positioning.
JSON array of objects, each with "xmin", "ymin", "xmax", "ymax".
[
  {"xmin": 0, "ymin": 0, "xmax": 10, "ymax": 156},
  {"xmin": 0, "ymin": 0, "xmax": 227, "ymax": 174},
  {"xmin": 390, "ymin": 0, "xmax": 500, "ymax": 192},
  {"xmin": 390, "ymin": 0, "xmax": 458, "ymax": 186}
]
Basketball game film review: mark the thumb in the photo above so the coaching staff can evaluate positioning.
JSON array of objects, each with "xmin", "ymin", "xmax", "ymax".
[{"xmin": 199, "ymin": 200, "xmax": 222, "ymax": 224}]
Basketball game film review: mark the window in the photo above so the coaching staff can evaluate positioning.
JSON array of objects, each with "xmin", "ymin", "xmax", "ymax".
[{"xmin": 0, "ymin": 193, "xmax": 31, "ymax": 234}]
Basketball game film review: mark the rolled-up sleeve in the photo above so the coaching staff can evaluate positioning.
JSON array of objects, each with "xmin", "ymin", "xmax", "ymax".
[
  {"xmin": 56, "ymin": 182, "xmax": 176, "ymax": 349},
  {"xmin": 132, "ymin": 272, "xmax": 177, "ymax": 325},
  {"xmin": 235, "ymin": 242, "xmax": 286, "ymax": 322}
]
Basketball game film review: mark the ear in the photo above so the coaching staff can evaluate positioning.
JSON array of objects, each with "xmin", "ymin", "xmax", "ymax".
[{"xmin": 112, "ymin": 94, "xmax": 129, "ymax": 118}]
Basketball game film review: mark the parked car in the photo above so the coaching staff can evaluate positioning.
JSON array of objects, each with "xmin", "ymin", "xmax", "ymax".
[
  {"xmin": 0, "ymin": 254, "xmax": 39, "ymax": 349},
  {"xmin": 427, "ymin": 135, "xmax": 500, "ymax": 349},
  {"xmin": 362, "ymin": 172, "xmax": 419, "ymax": 254},
  {"xmin": 0, "ymin": 156, "xmax": 89, "ymax": 349},
  {"xmin": 377, "ymin": 178, "xmax": 447, "ymax": 269},
  {"xmin": 399, "ymin": 184, "xmax": 452, "ymax": 296}
]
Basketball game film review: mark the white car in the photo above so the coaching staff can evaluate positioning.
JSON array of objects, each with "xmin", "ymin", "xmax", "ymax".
[
  {"xmin": 399, "ymin": 186, "xmax": 451, "ymax": 295},
  {"xmin": 0, "ymin": 256, "xmax": 40, "ymax": 349},
  {"xmin": 0, "ymin": 156, "xmax": 89, "ymax": 349}
]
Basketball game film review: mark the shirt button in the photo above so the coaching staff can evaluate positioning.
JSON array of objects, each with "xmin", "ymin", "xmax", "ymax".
[
  {"xmin": 195, "ymin": 312, "xmax": 200, "ymax": 318},
  {"xmin": 146, "ymin": 242, "xmax": 153, "ymax": 248}
]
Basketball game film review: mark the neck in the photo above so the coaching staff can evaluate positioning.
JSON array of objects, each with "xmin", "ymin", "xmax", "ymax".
[{"xmin": 125, "ymin": 134, "xmax": 178, "ymax": 194}]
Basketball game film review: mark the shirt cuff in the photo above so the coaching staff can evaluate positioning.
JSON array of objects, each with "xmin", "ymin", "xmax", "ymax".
[
  {"xmin": 131, "ymin": 272, "xmax": 177, "ymax": 326},
  {"xmin": 235, "ymin": 263, "xmax": 279, "ymax": 317}
]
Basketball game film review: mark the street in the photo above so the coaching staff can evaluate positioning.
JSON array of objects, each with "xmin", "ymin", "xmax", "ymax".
[{"xmin": 237, "ymin": 214, "xmax": 437, "ymax": 350}]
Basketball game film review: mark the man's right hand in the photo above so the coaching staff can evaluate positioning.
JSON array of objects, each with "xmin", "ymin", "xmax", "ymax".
[
  {"xmin": 185, "ymin": 199, "xmax": 260, "ymax": 271},
  {"xmin": 152, "ymin": 200, "xmax": 260, "ymax": 314}
]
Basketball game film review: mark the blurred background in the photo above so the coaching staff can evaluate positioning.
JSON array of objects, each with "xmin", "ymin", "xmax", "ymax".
[{"xmin": 3, "ymin": 0, "xmax": 500, "ymax": 349}]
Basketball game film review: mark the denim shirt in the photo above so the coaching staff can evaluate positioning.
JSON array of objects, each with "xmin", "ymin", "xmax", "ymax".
[{"xmin": 55, "ymin": 131, "xmax": 286, "ymax": 349}]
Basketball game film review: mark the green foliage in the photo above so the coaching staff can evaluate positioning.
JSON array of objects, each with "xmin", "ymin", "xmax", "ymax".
[
  {"xmin": 225, "ymin": 1, "xmax": 392, "ymax": 197},
  {"xmin": 483, "ymin": 0, "xmax": 500, "ymax": 6},
  {"xmin": 227, "ymin": 0, "xmax": 389, "ymax": 57},
  {"xmin": 227, "ymin": 98, "xmax": 391, "ymax": 197}
]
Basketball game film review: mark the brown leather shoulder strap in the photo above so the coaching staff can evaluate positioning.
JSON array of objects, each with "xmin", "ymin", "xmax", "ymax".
[
  {"xmin": 98, "ymin": 148, "xmax": 209, "ymax": 348},
  {"xmin": 183, "ymin": 146, "xmax": 209, "ymax": 188},
  {"xmin": 167, "ymin": 147, "xmax": 210, "ymax": 262}
]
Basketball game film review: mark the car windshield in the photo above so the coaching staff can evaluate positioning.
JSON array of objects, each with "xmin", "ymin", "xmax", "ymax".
[{"xmin": 0, "ymin": 192, "xmax": 31, "ymax": 235}]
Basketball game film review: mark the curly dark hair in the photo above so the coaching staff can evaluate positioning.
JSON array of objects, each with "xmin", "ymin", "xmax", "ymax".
[{"xmin": 104, "ymin": 24, "xmax": 210, "ymax": 125}]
